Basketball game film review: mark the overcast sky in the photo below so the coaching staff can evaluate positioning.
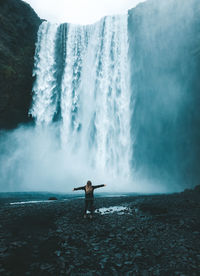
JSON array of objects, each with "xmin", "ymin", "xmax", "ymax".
[{"xmin": 24, "ymin": 0, "xmax": 146, "ymax": 24}]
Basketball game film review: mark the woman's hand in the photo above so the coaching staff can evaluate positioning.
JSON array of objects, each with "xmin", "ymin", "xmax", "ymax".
[{"xmin": 104, "ymin": 184, "xmax": 107, "ymax": 187}]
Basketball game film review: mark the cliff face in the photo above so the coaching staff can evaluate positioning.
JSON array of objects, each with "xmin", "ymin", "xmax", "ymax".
[
  {"xmin": 0, "ymin": 0, "xmax": 41, "ymax": 129},
  {"xmin": 128, "ymin": 0, "xmax": 200, "ymax": 189}
]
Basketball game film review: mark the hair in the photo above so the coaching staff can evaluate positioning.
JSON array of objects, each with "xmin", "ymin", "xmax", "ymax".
[{"xmin": 87, "ymin": 180, "xmax": 92, "ymax": 186}]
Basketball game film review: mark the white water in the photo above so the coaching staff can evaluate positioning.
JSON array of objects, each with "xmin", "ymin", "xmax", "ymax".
[
  {"xmin": 10, "ymin": 200, "xmax": 53, "ymax": 205},
  {"xmin": 30, "ymin": 14, "xmax": 133, "ymax": 188},
  {"xmin": 95, "ymin": 206, "xmax": 130, "ymax": 215}
]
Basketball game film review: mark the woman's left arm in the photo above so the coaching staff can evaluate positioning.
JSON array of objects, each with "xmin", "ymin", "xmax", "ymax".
[{"xmin": 93, "ymin": 184, "xmax": 106, "ymax": 189}]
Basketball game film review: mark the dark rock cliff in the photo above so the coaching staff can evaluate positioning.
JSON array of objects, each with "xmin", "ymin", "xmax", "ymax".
[
  {"xmin": 0, "ymin": 0, "xmax": 41, "ymax": 129},
  {"xmin": 128, "ymin": 0, "xmax": 200, "ymax": 189}
]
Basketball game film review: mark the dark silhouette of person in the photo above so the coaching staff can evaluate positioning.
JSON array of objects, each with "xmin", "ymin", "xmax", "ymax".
[{"xmin": 73, "ymin": 180, "xmax": 106, "ymax": 218}]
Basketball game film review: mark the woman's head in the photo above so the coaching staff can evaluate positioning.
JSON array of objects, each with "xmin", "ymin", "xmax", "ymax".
[{"xmin": 87, "ymin": 180, "xmax": 92, "ymax": 187}]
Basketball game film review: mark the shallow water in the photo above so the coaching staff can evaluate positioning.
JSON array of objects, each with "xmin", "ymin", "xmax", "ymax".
[
  {"xmin": 95, "ymin": 206, "xmax": 130, "ymax": 215},
  {"xmin": 10, "ymin": 200, "xmax": 54, "ymax": 205}
]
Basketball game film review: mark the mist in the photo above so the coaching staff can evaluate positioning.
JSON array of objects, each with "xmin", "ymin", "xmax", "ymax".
[
  {"xmin": 0, "ymin": 125, "xmax": 107, "ymax": 193},
  {"xmin": 129, "ymin": 0, "xmax": 200, "ymax": 191},
  {"xmin": 0, "ymin": 125, "xmax": 170, "ymax": 194}
]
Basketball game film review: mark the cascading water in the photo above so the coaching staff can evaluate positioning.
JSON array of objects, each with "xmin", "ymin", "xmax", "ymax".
[{"xmin": 30, "ymin": 14, "xmax": 133, "ymax": 186}]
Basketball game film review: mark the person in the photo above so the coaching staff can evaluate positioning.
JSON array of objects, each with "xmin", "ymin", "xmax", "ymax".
[{"xmin": 73, "ymin": 180, "xmax": 106, "ymax": 219}]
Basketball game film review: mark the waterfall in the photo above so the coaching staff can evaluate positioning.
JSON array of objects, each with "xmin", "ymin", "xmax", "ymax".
[{"xmin": 30, "ymin": 14, "xmax": 132, "ymax": 183}]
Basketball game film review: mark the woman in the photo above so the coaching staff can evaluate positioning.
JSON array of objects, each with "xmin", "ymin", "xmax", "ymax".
[{"xmin": 73, "ymin": 180, "xmax": 106, "ymax": 218}]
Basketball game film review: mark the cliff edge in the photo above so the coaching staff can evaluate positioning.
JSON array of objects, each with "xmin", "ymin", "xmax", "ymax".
[{"xmin": 0, "ymin": 0, "xmax": 41, "ymax": 129}]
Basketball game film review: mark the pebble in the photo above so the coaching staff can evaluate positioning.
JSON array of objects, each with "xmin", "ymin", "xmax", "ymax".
[{"xmin": 55, "ymin": 250, "xmax": 61, "ymax": 257}]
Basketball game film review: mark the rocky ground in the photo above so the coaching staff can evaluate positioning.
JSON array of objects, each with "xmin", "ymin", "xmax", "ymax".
[{"xmin": 0, "ymin": 189, "xmax": 200, "ymax": 276}]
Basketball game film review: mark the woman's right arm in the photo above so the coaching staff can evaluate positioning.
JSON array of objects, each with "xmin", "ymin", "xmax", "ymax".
[{"xmin": 73, "ymin": 186, "xmax": 85, "ymax": 191}]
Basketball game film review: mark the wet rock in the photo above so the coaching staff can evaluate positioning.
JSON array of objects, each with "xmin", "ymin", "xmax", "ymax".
[
  {"xmin": 56, "ymin": 229, "xmax": 63, "ymax": 233},
  {"xmin": 141, "ymin": 270, "xmax": 149, "ymax": 276},
  {"xmin": 0, "ymin": 247, "xmax": 7, "ymax": 253},
  {"xmin": 135, "ymin": 250, "xmax": 142, "ymax": 258},
  {"xmin": 115, "ymin": 263, "xmax": 123, "ymax": 268},
  {"xmin": 126, "ymin": 226, "xmax": 135, "ymax": 233},
  {"xmin": 124, "ymin": 261, "xmax": 132, "ymax": 265},
  {"xmin": 48, "ymin": 197, "xmax": 58, "ymax": 200},
  {"xmin": 55, "ymin": 250, "xmax": 61, "ymax": 257},
  {"xmin": 66, "ymin": 265, "xmax": 74, "ymax": 274},
  {"xmin": 40, "ymin": 263, "xmax": 53, "ymax": 270}
]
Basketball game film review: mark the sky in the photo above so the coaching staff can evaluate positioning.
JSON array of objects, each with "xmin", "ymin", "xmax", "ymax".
[{"xmin": 24, "ymin": 0, "xmax": 146, "ymax": 24}]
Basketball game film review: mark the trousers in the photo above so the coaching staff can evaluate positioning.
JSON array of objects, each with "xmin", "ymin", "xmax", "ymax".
[{"xmin": 84, "ymin": 199, "xmax": 94, "ymax": 214}]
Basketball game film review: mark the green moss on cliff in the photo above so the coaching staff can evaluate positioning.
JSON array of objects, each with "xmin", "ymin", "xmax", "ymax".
[{"xmin": 0, "ymin": 0, "xmax": 41, "ymax": 129}]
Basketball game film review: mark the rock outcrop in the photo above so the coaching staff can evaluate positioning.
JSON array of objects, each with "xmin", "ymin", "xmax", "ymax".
[{"xmin": 0, "ymin": 0, "xmax": 41, "ymax": 129}]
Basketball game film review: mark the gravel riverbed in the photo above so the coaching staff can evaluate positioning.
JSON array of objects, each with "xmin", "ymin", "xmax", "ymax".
[{"xmin": 0, "ymin": 189, "xmax": 199, "ymax": 275}]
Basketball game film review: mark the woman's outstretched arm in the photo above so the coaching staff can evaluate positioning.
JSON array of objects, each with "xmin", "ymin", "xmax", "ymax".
[
  {"xmin": 93, "ymin": 184, "xmax": 106, "ymax": 189},
  {"xmin": 73, "ymin": 186, "xmax": 85, "ymax": 191}
]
